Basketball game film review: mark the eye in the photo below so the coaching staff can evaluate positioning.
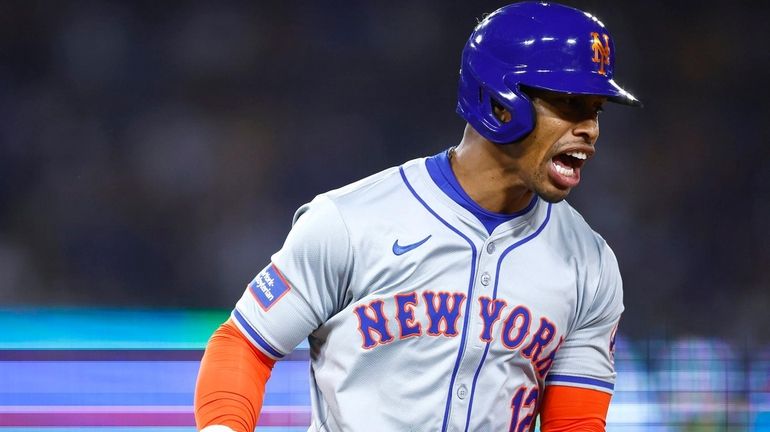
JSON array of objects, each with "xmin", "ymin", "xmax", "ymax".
[
  {"xmin": 552, "ymin": 96, "xmax": 583, "ymax": 114},
  {"xmin": 557, "ymin": 96, "xmax": 588, "ymax": 112},
  {"xmin": 561, "ymin": 97, "xmax": 604, "ymax": 117}
]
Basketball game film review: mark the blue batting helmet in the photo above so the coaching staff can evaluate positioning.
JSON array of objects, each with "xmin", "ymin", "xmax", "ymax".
[{"xmin": 456, "ymin": 2, "xmax": 641, "ymax": 144}]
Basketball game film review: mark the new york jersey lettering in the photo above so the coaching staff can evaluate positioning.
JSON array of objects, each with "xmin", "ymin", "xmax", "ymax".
[{"xmin": 351, "ymin": 290, "xmax": 562, "ymax": 375}]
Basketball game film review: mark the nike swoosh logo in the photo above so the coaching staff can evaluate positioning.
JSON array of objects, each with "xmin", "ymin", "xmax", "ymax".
[{"xmin": 392, "ymin": 235, "xmax": 432, "ymax": 256}]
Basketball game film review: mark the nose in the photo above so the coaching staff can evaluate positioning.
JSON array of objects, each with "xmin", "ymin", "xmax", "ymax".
[{"xmin": 572, "ymin": 116, "xmax": 600, "ymax": 143}]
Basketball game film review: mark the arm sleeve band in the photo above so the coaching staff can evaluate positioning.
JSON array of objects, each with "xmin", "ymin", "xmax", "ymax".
[
  {"xmin": 194, "ymin": 319, "xmax": 276, "ymax": 432},
  {"xmin": 539, "ymin": 385, "xmax": 612, "ymax": 432}
]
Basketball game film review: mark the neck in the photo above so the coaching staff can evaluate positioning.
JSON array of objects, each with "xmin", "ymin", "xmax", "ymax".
[{"xmin": 449, "ymin": 126, "xmax": 534, "ymax": 214}]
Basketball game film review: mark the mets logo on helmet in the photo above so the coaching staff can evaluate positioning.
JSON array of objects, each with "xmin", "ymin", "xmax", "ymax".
[{"xmin": 590, "ymin": 32, "xmax": 611, "ymax": 76}]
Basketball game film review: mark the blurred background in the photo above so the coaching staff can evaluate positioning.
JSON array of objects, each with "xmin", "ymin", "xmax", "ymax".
[{"xmin": 1, "ymin": 0, "xmax": 768, "ymax": 430}]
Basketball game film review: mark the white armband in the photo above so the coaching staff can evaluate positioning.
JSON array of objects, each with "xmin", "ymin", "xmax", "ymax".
[{"xmin": 200, "ymin": 426, "xmax": 237, "ymax": 432}]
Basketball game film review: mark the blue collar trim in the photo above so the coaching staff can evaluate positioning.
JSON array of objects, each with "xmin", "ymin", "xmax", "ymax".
[{"xmin": 425, "ymin": 149, "xmax": 538, "ymax": 234}]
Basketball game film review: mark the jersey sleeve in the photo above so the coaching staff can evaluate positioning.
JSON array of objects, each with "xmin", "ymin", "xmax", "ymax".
[
  {"xmin": 231, "ymin": 194, "xmax": 352, "ymax": 359},
  {"xmin": 545, "ymin": 242, "xmax": 623, "ymax": 394}
]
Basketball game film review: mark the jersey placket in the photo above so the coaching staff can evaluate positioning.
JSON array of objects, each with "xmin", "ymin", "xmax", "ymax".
[
  {"xmin": 448, "ymin": 202, "xmax": 552, "ymax": 432},
  {"xmin": 443, "ymin": 235, "xmax": 499, "ymax": 432}
]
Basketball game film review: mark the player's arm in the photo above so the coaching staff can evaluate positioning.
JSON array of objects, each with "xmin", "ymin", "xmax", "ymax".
[
  {"xmin": 194, "ymin": 319, "xmax": 274, "ymax": 432},
  {"xmin": 194, "ymin": 195, "xmax": 352, "ymax": 432},
  {"xmin": 538, "ymin": 385, "xmax": 611, "ymax": 431},
  {"xmin": 539, "ymin": 242, "xmax": 623, "ymax": 431}
]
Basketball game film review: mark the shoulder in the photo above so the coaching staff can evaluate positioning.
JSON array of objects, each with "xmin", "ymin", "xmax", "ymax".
[
  {"xmin": 290, "ymin": 157, "xmax": 426, "ymax": 226},
  {"xmin": 547, "ymin": 201, "xmax": 623, "ymax": 327},
  {"xmin": 326, "ymin": 157, "xmax": 425, "ymax": 202},
  {"xmin": 547, "ymin": 200, "xmax": 618, "ymax": 273},
  {"xmin": 550, "ymin": 200, "xmax": 610, "ymax": 248}
]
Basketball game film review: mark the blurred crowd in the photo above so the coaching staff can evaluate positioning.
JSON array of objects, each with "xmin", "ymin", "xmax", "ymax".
[{"xmin": 1, "ymin": 1, "xmax": 768, "ymax": 342}]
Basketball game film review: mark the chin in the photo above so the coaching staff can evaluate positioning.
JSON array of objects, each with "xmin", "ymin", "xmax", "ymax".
[{"xmin": 535, "ymin": 186, "xmax": 571, "ymax": 203}]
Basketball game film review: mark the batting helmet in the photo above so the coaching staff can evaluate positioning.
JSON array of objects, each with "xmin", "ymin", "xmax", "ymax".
[{"xmin": 457, "ymin": 2, "xmax": 641, "ymax": 144}]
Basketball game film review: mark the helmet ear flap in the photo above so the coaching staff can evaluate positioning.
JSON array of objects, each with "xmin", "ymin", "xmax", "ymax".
[
  {"xmin": 457, "ymin": 65, "xmax": 535, "ymax": 144},
  {"xmin": 479, "ymin": 84, "xmax": 536, "ymax": 144},
  {"xmin": 489, "ymin": 98, "xmax": 510, "ymax": 125},
  {"xmin": 478, "ymin": 89, "xmax": 504, "ymax": 128},
  {"xmin": 502, "ymin": 80, "xmax": 538, "ymax": 142}
]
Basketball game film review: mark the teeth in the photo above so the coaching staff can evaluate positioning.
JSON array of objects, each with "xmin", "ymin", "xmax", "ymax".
[
  {"xmin": 566, "ymin": 151, "xmax": 587, "ymax": 160},
  {"xmin": 553, "ymin": 161, "xmax": 575, "ymax": 177}
]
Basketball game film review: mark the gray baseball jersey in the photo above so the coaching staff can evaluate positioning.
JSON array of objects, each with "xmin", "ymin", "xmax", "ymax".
[{"xmin": 232, "ymin": 155, "xmax": 623, "ymax": 432}]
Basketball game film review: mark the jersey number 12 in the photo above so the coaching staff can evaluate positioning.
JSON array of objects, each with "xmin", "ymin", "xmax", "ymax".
[{"xmin": 509, "ymin": 385, "xmax": 538, "ymax": 432}]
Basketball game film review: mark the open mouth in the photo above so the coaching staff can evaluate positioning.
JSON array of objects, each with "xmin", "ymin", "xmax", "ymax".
[
  {"xmin": 548, "ymin": 150, "xmax": 590, "ymax": 188},
  {"xmin": 551, "ymin": 151, "xmax": 587, "ymax": 178}
]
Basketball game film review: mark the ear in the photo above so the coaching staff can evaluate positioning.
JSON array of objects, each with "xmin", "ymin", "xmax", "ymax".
[{"xmin": 491, "ymin": 99, "xmax": 512, "ymax": 123}]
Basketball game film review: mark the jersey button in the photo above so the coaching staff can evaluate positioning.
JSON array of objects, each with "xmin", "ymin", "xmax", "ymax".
[
  {"xmin": 480, "ymin": 272, "xmax": 491, "ymax": 286},
  {"xmin": 486, "ymin": 242, "xmax": 496, "ymax": 254},
  {"xmin": 457, "ymin": 384, "xmax": 468, "ymax": 400}
]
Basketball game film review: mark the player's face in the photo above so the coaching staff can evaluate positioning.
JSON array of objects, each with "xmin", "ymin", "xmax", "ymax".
[{"xmin": 511, "ymin": 89, "xmax": 606, "ymax": 203}]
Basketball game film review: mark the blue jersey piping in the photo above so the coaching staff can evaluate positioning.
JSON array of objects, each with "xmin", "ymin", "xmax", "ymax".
[
  {"xmin": 425, "ymin": 150, "xmax": 538, "ymax": 234},
  {"xmin": 545, "ymin": 374, "xmax": 615, "ymax": 390},
  {"xmin": 399, "ymin": 166, "xmax": 478, "ymax": 432},
  {"xmin": 463, "ymin": 203, "xmax": 552, "ymax": 432},
  {"xmin": 232, "ymin": 308, "xmax": 285, "ymax": 359}
]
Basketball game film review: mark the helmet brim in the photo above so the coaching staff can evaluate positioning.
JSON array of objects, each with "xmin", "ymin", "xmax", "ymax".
[{"xmin": 519, "ymin": 72, "xmax": 643, "ymax": 107}]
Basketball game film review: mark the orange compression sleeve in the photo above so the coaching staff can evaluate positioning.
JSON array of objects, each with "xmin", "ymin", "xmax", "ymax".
[
  {"xmin": 538, "ymin": 385, "xmax": 612, "ymax": 432},
  {"xmin": 194, "ymin": 319, "xmax": 276, "ymax": 432}
]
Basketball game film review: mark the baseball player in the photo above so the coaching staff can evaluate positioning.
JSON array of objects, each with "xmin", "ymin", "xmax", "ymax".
[{"xmin": 195, "ymin": 2, "xmax": 640, "ymax": 431}]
